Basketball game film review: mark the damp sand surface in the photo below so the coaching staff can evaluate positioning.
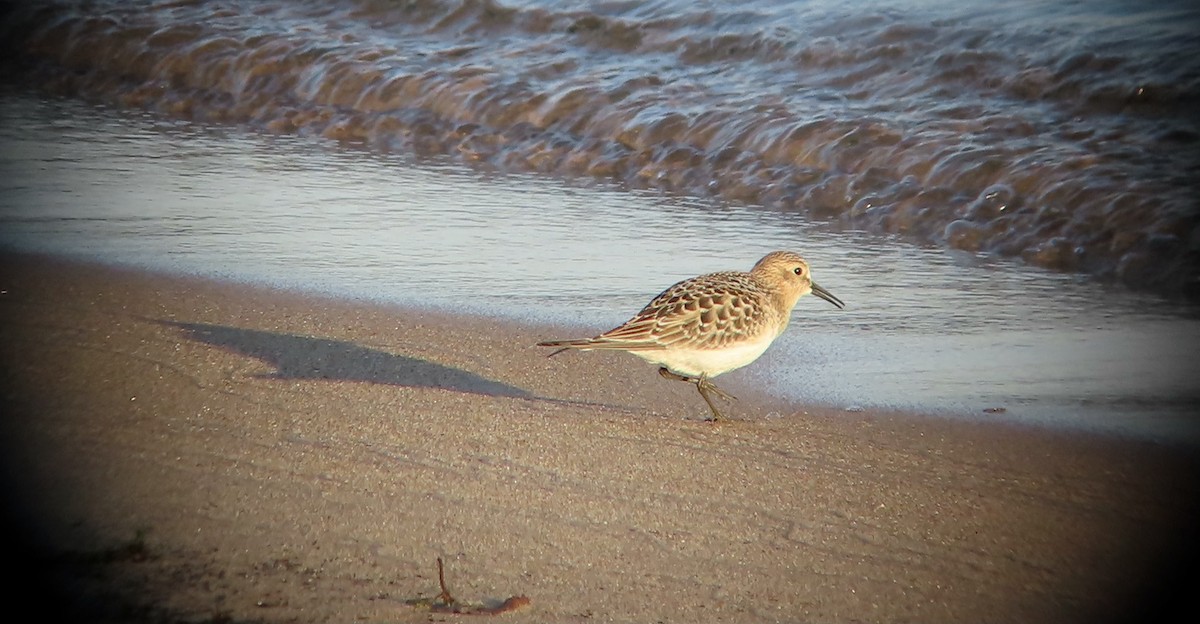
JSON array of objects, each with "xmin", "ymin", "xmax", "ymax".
[{"xmin": 2, "ymin": 253, "xmax": 1198, "ymax": 623}]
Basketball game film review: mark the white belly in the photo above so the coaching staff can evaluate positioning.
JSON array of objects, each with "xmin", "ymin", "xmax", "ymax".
[{"xmin": 629, "ymin": 334, "xmax": 775, "ymax": 378}]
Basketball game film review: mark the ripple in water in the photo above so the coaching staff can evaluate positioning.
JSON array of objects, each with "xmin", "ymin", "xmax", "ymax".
[
  {"xmin": 1, "ymin": 94, "xmax": 1198, "ymax": 444},
  {"xmin": 0, "ymin": 0, "xmax": 1197, "ymax": 295}
]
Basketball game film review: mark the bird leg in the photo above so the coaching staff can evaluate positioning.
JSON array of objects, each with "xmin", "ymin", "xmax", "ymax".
[{"xmin": 658, "ymin": 368, "xmax": 736, "ymax": 421}]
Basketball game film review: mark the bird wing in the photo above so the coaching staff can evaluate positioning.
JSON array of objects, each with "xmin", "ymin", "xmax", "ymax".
[{"xmin": 594, "ymin": 272, "xmax": 770, "ymax": 350}]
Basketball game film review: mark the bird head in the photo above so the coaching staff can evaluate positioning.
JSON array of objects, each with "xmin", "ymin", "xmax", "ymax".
[{"xmin": 751, "ymin": 251, "xmax": 845, "ymax": 311}]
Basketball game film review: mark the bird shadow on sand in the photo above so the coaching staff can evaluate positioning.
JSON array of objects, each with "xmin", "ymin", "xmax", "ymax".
[{"xmin": 159, "ymin": 320, "xmax": 534, "ymax": 399}]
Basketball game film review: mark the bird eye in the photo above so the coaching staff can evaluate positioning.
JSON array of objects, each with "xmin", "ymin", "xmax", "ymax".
[{"xmin": 793, "ymin": 267, "xmax": 805, "ymax": 276}]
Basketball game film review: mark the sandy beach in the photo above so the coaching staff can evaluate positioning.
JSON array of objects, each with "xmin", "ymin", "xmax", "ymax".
[{"xmin": 1, "ymin": 251, "xmax": 1196, "ymax": 623}]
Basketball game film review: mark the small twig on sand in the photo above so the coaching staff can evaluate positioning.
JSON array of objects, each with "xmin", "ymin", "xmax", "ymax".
[
  {"xmin": 417, "ymin": 557, "xmax": 530, "ymax": 616},
  {"xmin": 436, "ymin": 557, "xmax": 455, "ymax": 605}
]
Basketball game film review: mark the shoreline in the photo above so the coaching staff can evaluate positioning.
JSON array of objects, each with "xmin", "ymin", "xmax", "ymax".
[{"xmin": 2, "ymin": 251, "xmax": 1197, "ymax": 622}]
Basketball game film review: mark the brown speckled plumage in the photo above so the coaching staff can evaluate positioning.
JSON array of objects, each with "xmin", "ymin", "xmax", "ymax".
[{"xmin": 538, "ymin": 251, "xmax": 845, "ymax": 420}]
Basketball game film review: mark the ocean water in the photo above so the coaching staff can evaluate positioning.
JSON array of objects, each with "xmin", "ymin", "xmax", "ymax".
[
  {"xmin": 1, "ymin": 0, "xmax": 1198, "ymax": 442},
  {"xmin": 2, "ymin": 0, "xmax": 1197, "ymax": 293}
]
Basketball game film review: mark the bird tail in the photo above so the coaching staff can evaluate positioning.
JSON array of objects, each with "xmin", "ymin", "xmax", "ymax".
[
  {"xmin": 536, "ymin": 338, "xmax": 596, "ymax": 358},
  {"xmin": 536, "ymin": 337, "xmax": 666, "ymax": 358}
]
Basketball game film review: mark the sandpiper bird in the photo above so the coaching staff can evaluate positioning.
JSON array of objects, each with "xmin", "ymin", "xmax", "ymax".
[{"xmin": 537, "ymin": 251, "xmax": 844, "ymax": 420}]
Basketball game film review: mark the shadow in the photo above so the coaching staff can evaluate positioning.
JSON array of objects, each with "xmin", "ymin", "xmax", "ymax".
[{"xmin": 159, "ymin": 320, "xmax": 533, "ymax": 399}]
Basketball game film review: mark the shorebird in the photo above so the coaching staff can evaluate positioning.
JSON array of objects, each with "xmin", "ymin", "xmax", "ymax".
[{"xmin": 538, "ymin": 251, "xmax": 844, "ymax": 420}]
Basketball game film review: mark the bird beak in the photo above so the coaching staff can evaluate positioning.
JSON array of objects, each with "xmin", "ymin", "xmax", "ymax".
[{"xmin": 811, "ymin": 282, "xmax": 845, "ymax": 309}]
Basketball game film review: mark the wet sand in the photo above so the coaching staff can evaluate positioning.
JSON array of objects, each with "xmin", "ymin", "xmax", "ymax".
[{"xmin": 1, "ymin": 251, "xmax": 1196, "ymax": 623}]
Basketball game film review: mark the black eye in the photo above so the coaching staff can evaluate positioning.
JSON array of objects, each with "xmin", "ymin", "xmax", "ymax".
[{"xmin": 793, "ymin": 267, "xmax": 804, "ymax": 275}]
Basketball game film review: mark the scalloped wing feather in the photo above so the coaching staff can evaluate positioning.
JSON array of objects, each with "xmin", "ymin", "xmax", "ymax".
[{"xmin": 593, "ymin": 272, "xmax": 771, "ymax": 350}]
